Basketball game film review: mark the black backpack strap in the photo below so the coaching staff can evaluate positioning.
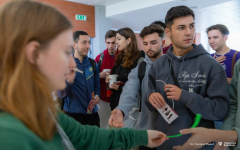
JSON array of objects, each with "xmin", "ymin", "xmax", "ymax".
[
  {"xmin": 98, "ymin": 53, "xmax": 104, "ymax": 71},
  {"xmin": 140, "ymin": 50, "xmax": 145, "ymax": 57},
  {"xmin": 138, "ymin": 61, "xmax": 147, "ymax": 87},
  {"xmin": 88, "ymin": 58, "xmax": 96, "ymax": 74},
  {"xmin": 168, "ymin": 60, "xmax": 179, "ymax": 87},
  {"xmin": 138, "ymin": 61, "xmax": 147, "ymax": 112}
]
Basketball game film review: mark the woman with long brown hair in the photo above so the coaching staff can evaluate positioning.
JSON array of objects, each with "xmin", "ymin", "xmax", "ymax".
[
  {"xmin": 0, "ymin": 1, "xmax": 168, "ymax": 149},
  {"xmin": 106, "ymin": 27, "xmax": 145, "ymax": 111}
]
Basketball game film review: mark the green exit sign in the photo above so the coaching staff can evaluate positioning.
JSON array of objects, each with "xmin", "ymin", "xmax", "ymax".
[{"xmin": 75, "ymin": 15, "xmax": 87, "ymax": 21}]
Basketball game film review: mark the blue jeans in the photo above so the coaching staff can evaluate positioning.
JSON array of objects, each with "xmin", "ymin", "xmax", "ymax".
[
  {"xmin": 214, "ymin": 120, "xmax": 223, "ymax": 130},
  {"xmin": 214, "ymin": 121, "xmax": 230, "ymax": 150}
]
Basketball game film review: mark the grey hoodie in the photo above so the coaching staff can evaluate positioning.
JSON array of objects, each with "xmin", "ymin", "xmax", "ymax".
[
  {"xmin": 116, "ymin": 54, "xmax": 158, "ymax": 130},
  {"xmin": 146, "ymin": 44, "xmax": 230, "ymax": 150}
]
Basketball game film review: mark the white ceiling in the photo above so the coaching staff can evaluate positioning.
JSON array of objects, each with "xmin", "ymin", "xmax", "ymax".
[
  {"xmin": 66, "ymin": 0, "xmax": 128, "ymax": 6},
  {"xmin": 66, "ymin": 0, "xmax": 240, "ymax": 34},
  {"xmin": 198, "ymin": 0, "xmax": 240, "ymax": 33}
]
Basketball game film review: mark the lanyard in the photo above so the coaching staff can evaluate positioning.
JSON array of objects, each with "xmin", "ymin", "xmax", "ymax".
[{"xmin": 48, "ymin": 109, "xmax": 75, "ymax": 150}]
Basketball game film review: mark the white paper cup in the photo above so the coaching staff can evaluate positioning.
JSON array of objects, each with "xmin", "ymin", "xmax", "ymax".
[
  {"xmin": 109, "ymin": 74, "xmax": 117, "ymax": 86},
  {"xmin": 103, "ymin": 69, "xmax": 111, "ymax": 73}
]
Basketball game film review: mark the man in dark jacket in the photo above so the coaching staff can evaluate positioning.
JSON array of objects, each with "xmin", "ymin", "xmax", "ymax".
[
  {"xmin": 57, "ymin": 31, "xmax": 101, "ymax": 127},
  {"xmin": 146, "ymin": 6, "xmax": 230, "ymax": 150}
]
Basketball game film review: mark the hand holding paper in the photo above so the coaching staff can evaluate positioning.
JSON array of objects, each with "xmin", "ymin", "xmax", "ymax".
[
  {"xmin": 149, "ymin": 92, "xmax": 166, "ymax": 109},
  {"xmin": 87, "ymin": 92, "xmax": 99, "ymax": 114}
]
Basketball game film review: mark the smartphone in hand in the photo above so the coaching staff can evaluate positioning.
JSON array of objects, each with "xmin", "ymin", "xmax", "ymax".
[{"xmin": 114, "ymin": 81, "xmax": 125, "ymax": 85}]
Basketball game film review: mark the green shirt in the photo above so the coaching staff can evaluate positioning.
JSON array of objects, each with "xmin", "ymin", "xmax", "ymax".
[
  {"xmin": 0, "ymin": 112, "xmax": 148, "ymax": 150},
  {"xmin": 222, "ymin": 59, "xmax": 240, "ymax": 149}
]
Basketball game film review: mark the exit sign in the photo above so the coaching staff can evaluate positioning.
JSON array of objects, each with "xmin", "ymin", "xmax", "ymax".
[{"xmin": 75, "ymin": 15, "xmax": 87, "ymax": 21}]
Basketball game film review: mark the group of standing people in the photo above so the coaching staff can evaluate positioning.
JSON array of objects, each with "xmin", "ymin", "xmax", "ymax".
[
  {"xmin": 54, "ymin": 3, "xmax": 240, "ymax": 150},
  {"xmin": 0, "ymin": 0, "xmax": 240, "ymax": 150},
  {"xmin": 0, "ymin": 0, "xmax": 168, "ymax": 150},
  {"xmin": 103, "ymin": 5, "xmax": 239, "ymax": 150}
]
